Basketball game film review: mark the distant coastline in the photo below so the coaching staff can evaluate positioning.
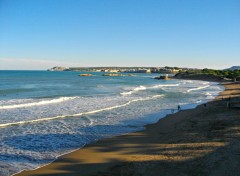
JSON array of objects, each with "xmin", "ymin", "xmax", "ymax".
[{"xmin": 47, "ymin": 66, "xmax": 240, "ymax": 82}]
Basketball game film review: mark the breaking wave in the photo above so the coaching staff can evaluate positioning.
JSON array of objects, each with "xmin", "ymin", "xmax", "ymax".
[
  {"xmin": 0, "ymin": 97, "xmax": 77, "ymax": 110},
  {"xmin": 120, "ymin": 84, "xmax": 179, "ymax": 95},
  {"xmin": 120, "ymin": 85, "xmax": 147, "ymax": 95},
  {"xmin": 186, "ymin": 85, "xmax": 210, "ymax": 92},
  {"xmin": 0, "ymin": 95, "xmax": 164, "ymax": 128}
]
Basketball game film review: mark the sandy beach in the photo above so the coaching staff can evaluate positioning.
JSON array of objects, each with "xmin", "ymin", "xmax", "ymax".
[{"xmin": 16, "ymin": 81, "xmax": 240, "ymax": 176}]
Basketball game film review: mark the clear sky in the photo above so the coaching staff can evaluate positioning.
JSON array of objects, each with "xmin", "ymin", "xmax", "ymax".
[{"xmin": 0, "ymin": 0, "xmax": 239, "ymax": 70}]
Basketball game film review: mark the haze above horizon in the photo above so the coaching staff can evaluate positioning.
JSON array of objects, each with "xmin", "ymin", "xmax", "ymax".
[{"xmin": 0, "ymin": 0, "xmax": 239, "ymax": 70}]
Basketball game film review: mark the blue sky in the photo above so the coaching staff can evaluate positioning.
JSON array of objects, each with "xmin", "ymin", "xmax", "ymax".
[{"xmin": 0, "ymin": 0, "xmax": 239, "ymax": 70}]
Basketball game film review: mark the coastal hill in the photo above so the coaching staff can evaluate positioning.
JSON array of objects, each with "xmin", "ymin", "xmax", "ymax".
[
  {"xmin": 47, "ymin": 66, "xmax": 68, "ymax": 71},
  {"xmin": 175, "ymin": 68, "xmax": 240, "ymax": 82},
  {"xmin": 224, "ymin": 66, "xmax": 240, "ymax": 71}
]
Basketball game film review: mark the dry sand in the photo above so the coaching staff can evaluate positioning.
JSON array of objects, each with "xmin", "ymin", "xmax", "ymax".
[{"xmin": 16, "ymin": 81, "xmax": 240, "ymax": 176}]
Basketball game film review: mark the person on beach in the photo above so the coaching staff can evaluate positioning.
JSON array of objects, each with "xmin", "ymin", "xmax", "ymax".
[
  {"xmin": 178, "ymin": 105, "xmax": 181, "ymax": 111},
  {"xmin": 227, "ymin": 102, "xmax": 231, "ymax": 109}
]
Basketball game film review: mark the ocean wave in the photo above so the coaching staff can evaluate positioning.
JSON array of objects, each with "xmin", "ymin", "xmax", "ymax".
[
  {"xmin": 203, "ymin": 82, "xmax": 210, "ymax": 85},
  {"xmin": 151, "ymin": 84, "xmax": 180, "ymax": 88},
  {"xmin": 0, "ymin": 94, "xmax": 164, "ymax": 128},
  {"xmin": 205, "ymin": 91, "xmax": 220, "ymax": 99},
  {"xmin": 0, "ymin": 97, "xmax": 77, "ymax": 110},
  {"xmin": 120, "ymin": 84, "xmax": 179, "ymax": 95},
  {"xmin": 120, "ymin": 85, "xmax": 147, "ymax": 95},
  {"xmin": 205, "ymin": 92, "xmax": 211, "ymax": 96},
  {"xmin": 186, "ymin": 85, "xmax": 210, "ymax": 92}
]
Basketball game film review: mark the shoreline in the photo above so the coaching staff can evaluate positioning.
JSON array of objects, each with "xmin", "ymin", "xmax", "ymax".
[
  {"xmin": 15, "ymin": 80, "xmax": 240, "ymax": 176},
  {"xmin": 12, "ymin": 97, "xmax": 210, "ymax": 176}
]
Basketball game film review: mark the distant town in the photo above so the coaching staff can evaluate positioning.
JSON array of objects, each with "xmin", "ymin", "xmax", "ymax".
[{"xmin": 47, "ymin": 66, "xmax": 196, "ymax": 74}]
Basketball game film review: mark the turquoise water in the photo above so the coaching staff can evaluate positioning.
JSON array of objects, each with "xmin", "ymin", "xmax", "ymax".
[{"xmin": 0, "ymin": 71, "xmax": 223, "ymax": 176}]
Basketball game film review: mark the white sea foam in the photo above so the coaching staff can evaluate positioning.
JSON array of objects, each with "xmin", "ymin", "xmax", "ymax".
[
  {"xmin": 196, "ymin": 100, "xmax": 202, "ymax": 103},
  {"xmin": 205, "ymin": 92, "xmax": 211, "ymax": 96},
  {"xmin": 120, "ymin": 84, "xmax": 179, "ymax": 95},
  {"xmin": 120, "ymin": 85, "xmax": 147, "ymax": 95},
  {"xmin": 186, "ymin": 85, "xmax": 210, "ymax": 92},
  {"xmin": 0, "ymin": 97, "xmax": 77, "ymax": 110},
  {"xmin": 205, "ymin": 91, "xmax": 219, "ymax": 99},
  {"xmin": 0, "ymin": 94, "xmax": 164, "ymax": 128},
  {"xmin": 151, "ymin": 84, "xmax": 179, "ymax": 88}
]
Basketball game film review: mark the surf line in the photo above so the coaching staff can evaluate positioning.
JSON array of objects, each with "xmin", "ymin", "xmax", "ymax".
[
  {"xmin": 0, "ymin": 97, "xmax": 77, "ymax": 110},
  {"xmin": 186, "ymin": 85, "xmax": 210, "ymax": 92},
  {"xmin": 0, "ymin": 95, "xmax": 164, "ymax": 128},
  {"xmin": 120, "ymin": 84, "xmax": 179, "ymax": 95}
]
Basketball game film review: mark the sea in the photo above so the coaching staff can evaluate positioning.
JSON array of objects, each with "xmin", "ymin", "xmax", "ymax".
[{"xmin": 0, "ymin": 70, "xmax": 224, "ymax": 176}]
